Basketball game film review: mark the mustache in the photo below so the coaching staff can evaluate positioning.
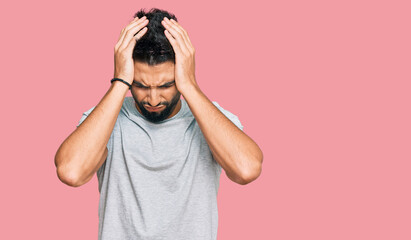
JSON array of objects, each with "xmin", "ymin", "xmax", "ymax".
[{"xmin": 141, "ymin": 102, "xmax": 168, "ymax": 107}]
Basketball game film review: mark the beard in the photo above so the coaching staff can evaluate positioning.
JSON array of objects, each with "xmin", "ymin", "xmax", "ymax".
[{"xmin": 133, "ymin": 91, "xmax": 181, "ymax": 123}]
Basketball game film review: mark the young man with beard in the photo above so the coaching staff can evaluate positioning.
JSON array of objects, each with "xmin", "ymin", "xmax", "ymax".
[{"xmin": 55, "ymin": 8, "xmax": 263, "ymax": 240}]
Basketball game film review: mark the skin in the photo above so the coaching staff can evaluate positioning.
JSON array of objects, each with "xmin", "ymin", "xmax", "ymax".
[
  {"xmin": 55, "ymin": 16, "xmax": 151, "ymax": 187},
  {"xmin": 131, "ymin": 61, "xmax": 182, "ymax": 123},
  {"xmin": 160, "ymin": 17, "xmax": 263, "ymax": 184},
  {"xmin": 55, "ymin": 16, "xmax": 262, "ymax": 187}
]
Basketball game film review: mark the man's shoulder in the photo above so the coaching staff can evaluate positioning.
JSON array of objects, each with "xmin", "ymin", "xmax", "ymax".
[{"xmin": 77, "ymin": 98, "xmax": 131, "ymax": 127}]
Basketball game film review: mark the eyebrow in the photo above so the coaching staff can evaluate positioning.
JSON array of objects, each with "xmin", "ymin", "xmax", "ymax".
[{"xmin": 132, "ymin": 80, "xmax": 175, "ymax": 88}]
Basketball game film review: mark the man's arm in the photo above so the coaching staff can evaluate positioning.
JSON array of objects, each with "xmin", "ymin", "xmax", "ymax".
[
  {"xmin": 183, "ymin": 84, "xmax": 263, "ymax": 185},
  {"xmin": 54, "ymin": 82, "xmax": 129, "ymax": 187},
  {"xmin": 55, "ymin": 16, "xmax": 149, "ymax": 187},
  {"xmin": 161, "ymin": 17, "xmax": 263, "ymax": 185}
]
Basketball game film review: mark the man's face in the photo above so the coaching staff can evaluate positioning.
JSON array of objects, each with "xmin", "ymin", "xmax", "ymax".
[{"xmin": 131, "ymin": 61, "xmax": 181, "ymax": 123}]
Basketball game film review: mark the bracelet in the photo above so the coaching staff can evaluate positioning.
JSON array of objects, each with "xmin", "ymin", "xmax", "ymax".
[{"xmin": 111, "ymin": 78, "xmax": 132, "ymax": 89}]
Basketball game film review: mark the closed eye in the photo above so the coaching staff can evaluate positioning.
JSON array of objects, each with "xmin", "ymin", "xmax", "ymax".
[
  {"xmin": 136, "ymin": 85, "xmax": 171, "ymax": 89},
  {"xmin": 133, "ymin": 81, "xmax": 175, "ymax": 89}
]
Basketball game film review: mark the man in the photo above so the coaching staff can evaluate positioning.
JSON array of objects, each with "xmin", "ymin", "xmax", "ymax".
[{"xmin": 55, "ymin": 8, "xmax": 263, "ymax": 240}]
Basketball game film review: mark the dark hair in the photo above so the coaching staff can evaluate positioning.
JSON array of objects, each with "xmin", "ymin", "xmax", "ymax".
[{"xmin": 132, "ymin": 8, "xmax": 178, "ymax": 66}]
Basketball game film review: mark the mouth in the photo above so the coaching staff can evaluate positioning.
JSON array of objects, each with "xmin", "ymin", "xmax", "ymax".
[{"xmin": 145, "ymin": 105, "xmax": 165, "ymax": 112}]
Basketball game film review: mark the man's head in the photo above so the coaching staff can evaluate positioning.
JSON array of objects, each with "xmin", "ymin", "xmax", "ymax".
[
  {"xmin": 130, "ymin": 8, "xmax": 181, "ymax": 123},
  {"xmin": 132, "ymin": 8, "xmax": 177, "ymax": 65},
  {"xmin": 131, "ymin": 61, "xmax": 181, "ymax": 123}
]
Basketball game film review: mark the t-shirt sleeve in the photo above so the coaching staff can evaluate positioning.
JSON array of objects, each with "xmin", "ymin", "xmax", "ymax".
[
  {"xmin": 77, "ymin": 106, "xmax": 96, "ymax": 127},
  {"xmin": 212, "ymin": 101, "xmax": 244, "ymax": 131}
]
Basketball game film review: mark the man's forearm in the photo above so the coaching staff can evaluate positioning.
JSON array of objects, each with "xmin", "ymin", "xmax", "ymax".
[
  {"xmin": 55, "ymin": 81, "xmax": 129, "ymax": 185},
  {"xmin": 181, "ymin": 84, "xmax": 263, "ymax": 184}
]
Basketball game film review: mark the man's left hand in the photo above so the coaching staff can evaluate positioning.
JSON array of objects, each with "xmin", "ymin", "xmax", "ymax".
[{"xmin": 161, "ymin": 17, "xmax": 198, "ymax": 94}]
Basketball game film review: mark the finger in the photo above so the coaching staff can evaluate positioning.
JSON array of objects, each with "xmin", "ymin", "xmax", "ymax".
[
  {"xmin": 164, "ymin": 29, "xmax": 183, "ymax": 55},
  {"xmin": 116, "ymin": 16, "xmax": 146, "ymax": 49},
  {"xmin": 118, "ymin": 18, "xmax": 149, "ymax": 51},
  {"xmin": 162, "ymin": 18, "xmax": 191, "ymax": 55},
  {"xmin": 125, "ymin": 16, "xmax": 147, "ymax": 33},
  {"xmin": 116, "ymin": 17, "xmax": 147, "ymax": 50},
  {"xmin": 162, "ymin": 18, "xmax": 190, "ymax": 52},
  {"xmin": 126, "ymin": 26, "xmax": 148, "ymax": 50},
  {"xmin": 165, "ymin": 18, "xmax": 192, "ymax": 52},
  {"xmin": 117, "ymin": 28, "xmax": 125, "ymax": 42},
  {"xmin": 116, "ymin": 16, "xmax": 141, "ymax": 46},
  {"xmin": 169, "ymin": 18, "xmax": 194, "ymax": 50}
]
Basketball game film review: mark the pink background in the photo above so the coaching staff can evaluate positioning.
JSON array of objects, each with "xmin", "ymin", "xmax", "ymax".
[{"xmin": 1, "ymin": 0, "xmax": 410, "ymax": 239}]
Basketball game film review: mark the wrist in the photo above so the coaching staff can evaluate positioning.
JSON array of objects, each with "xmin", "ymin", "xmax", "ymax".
[
  {"xmin": 179, "ymin": 82, "xmax": 201, "ymax": 98},
  {"xmin": 111, "ymin": 77, "xmax": 132, "ymax": 90},
  {"xmin": 113, "ymin": 74, "xmax": 132, "ymax": 84},
  {"xmin": 111, "ymin": 80, "xmax": 131, "ymax": 91}
]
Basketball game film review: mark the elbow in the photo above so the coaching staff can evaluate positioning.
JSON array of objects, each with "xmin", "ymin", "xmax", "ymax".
[
  {"xmin": 56, "ymin": 161, "xmax": 94, "ymax": 188},
  {"xmin": 239, "ymin": 164, "xmax": 262, "ymax": 185},
  {"xmin": 55, "ymin": 147, "xmax": 89, "ymax": 188},
  {"xmin": 55, "ymin": 152, "xmax": 77, "ymax": 187},
  {"xmin": 55, "ymin": 154, "xmax": 84, "ymax": 187},
  {"xmin": 238, "ymin": 152, "xmax": 263, "ymax": 185},
  {"xmin": 56, "ymin": 166, "xmax": 82, "ymax": 187}
]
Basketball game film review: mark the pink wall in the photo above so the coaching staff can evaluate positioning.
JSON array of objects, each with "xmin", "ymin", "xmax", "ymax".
[{"xmin": 1, "ymin": 0, "xmax": 410, "ymax": 239}]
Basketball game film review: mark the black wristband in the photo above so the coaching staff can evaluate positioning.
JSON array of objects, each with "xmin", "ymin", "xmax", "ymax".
[{"xmin": 111, "ymin": 78, "xmax": 132, "ymax": 89}]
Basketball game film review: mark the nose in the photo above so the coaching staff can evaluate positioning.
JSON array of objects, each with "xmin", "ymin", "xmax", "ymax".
[{"xmin": 147, "ymin": 88, "xmax": 161, "ymax": 107}]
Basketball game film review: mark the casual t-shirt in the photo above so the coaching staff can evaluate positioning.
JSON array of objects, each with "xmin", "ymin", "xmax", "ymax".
[{"xmin": 77, "ymin": 96, "xmax": 243, "ymax": 240}]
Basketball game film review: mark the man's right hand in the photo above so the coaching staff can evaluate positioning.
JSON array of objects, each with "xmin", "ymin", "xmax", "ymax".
[{"xmin": 114, "ymin": 16, "xmax": 149, "ymax": 84}]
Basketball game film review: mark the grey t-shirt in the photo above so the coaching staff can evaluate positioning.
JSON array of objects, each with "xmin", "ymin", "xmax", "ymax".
[{"xmin": 77, "ymin": 96, "xmax": 243, "ymax": 240}]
